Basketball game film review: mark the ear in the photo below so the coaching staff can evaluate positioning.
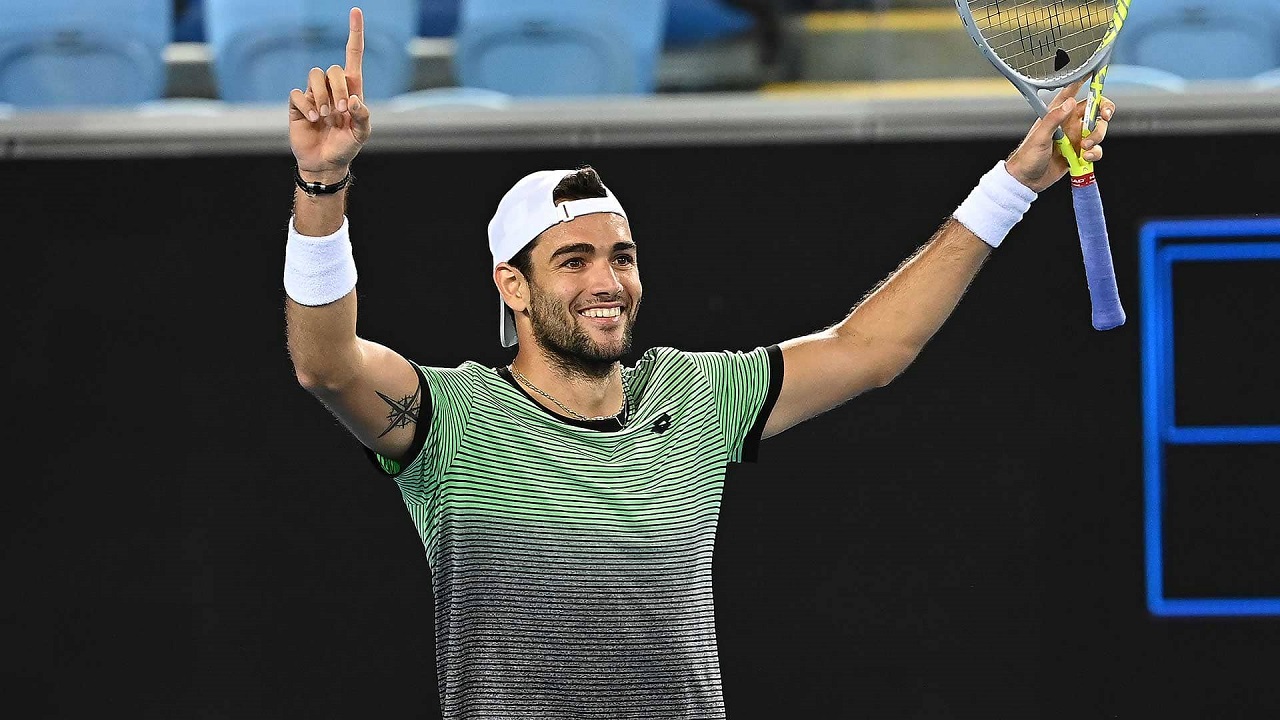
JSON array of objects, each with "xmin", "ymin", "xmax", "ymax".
[{"xmin": 495, "ymin": 263, "xmax": 529, "ymax": 313}]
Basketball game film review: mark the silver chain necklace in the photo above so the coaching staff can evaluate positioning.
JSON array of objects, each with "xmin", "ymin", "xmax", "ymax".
[{"xmin": 508, "ymin": 366, "xmax": 625, "ymax": 422}]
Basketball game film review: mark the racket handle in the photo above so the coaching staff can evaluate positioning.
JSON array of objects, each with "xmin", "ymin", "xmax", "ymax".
[{"xmin": 1069, "ymin": 177, "xmax": 1126, "ymax": 331}]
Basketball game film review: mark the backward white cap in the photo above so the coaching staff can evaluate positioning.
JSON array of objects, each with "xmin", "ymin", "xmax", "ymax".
[{"xmin": 489, "ymin": 169, "xmax": 628, "ymax": 347}]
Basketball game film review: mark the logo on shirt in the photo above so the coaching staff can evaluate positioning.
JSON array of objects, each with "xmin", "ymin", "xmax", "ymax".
[{"xmin": 651, "ymin": 412, "xmax": 672, "ymax": 434}]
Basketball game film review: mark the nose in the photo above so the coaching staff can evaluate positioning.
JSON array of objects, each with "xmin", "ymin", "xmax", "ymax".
[{"xmin": 587, "ymin": 259, "xmax": 624, "ymax": 297}]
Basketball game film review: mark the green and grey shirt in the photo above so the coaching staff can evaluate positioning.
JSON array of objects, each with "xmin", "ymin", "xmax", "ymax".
[{"xmin": 369, "ymin": 345, "xmax": 783, "ymax": 719}]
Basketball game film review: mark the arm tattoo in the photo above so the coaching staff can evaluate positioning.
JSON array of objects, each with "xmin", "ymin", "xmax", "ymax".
[{"xmin": 375, "ymin": 385, "xmax": 421, "ymax": 438}]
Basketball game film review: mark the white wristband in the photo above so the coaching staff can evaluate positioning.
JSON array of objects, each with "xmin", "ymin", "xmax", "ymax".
[
  {"xmin": 284, "ymin": 215, "xmax": 357, "ymax": 306},
  {"xmin": 952, "ymin": 160, "xmax": 1039, "ymax": 249}
]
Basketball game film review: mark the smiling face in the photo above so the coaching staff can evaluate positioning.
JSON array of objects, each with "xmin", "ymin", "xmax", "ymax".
[{"xmin": 505, "ymin": 212, "xmax": 641, "ymax": 377}]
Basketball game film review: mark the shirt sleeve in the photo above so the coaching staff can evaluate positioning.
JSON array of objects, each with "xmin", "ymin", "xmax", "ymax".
[
  {"xmin": 364, "ymin": 362, "xmax": 474, "ymax": 499},
  {"xmin": 685, "ymin": 344, "xmax": 784, "ymax": 463}
]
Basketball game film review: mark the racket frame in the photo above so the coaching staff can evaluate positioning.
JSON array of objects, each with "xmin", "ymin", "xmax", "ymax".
[{"xmin": 955, "ymin": 0, "xmax": 1129, "ymax": 176}]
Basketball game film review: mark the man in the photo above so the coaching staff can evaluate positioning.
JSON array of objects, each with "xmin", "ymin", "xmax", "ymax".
[{"xmin": 283, "ymin": 8, "xmax": 1114, "ymax": 718}]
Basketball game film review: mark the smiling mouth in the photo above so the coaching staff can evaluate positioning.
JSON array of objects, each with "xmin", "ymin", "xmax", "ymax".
[
  {"xmin": 579, "ymin": 307, "xmax": 622, "ymax": 318},
  {"xmin": 577, "ymin": 307, "xmax": 624, "ymax": 325}
]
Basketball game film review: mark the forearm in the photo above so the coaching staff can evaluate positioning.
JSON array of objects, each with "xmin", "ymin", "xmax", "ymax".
[
  {"xmin": 285, "ymin": 177, "xmax": 361, "ymax": 388},
  {"xmin": 833, "ymin": 218, "xmax": 991, "ymax": 375}
]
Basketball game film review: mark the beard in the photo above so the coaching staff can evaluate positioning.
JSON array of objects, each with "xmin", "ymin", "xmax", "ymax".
[{"xmin": 525, "ymin": 282, "xmax": 639, "ymax": 380}]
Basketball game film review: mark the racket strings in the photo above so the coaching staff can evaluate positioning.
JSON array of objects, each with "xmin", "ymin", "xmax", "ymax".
[
  {"xmin": 970, "ymin": 0, "xmax": 1112, "ymax": 35},
  {"xmin": 988, "ymin": 23, "xmax": 1105, "ymax": 56},
  {"xmin": 966, "ymin": 0, "xmax": 1116, "ymax": 81}
]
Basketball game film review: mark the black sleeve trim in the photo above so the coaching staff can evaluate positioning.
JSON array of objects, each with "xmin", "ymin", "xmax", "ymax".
[
  {"xmin": 362, "ymin": 363, "xmax": 434, "ymax": 477},
  {"xmin": 741, "ymin": 344, "xmax": 784, "ymax": 463}
]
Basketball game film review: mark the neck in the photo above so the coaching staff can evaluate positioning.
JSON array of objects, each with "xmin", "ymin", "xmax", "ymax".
[{"xmin": 510, "ymin": 348, "xmax": 623, "ymax": 420}]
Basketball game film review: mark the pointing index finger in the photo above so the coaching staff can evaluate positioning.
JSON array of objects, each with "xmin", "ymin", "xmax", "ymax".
[{"xmin": 345, "ymin": 7, "xmax": 365, "ymax": 77}]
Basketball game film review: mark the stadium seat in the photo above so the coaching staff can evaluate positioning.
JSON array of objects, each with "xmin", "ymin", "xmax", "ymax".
[
  {"xmin": 665, "ymin": 0, "xmax": 755, "ymax": 47},
  {"xmin": 454, "ymin": 0, "xmax": 669, "ymax": 97},
  {"xmin": 175, "ymin": 0, "xmax": 208, "ymax": 43},
  {"xmin": 204, "ymin": 0, "xmax": 417, "ymax": 103},
  {"xmin": 1111, "ymin": 1, "xmax": 1280, "ymax": 80},
  {"xmin": 0, "ymin": 0, "xmax": 171, "ymax": 109},
  {"xmin": 387, "ymin": 86, "xmax": 511, "ymax": 111},
  {"xmin": 1100, "ymin": 64, "xmax": 1189, "ymax": 93},
  {"xmin": 420, "ymin": 0, "xmax": 460, "ymax": 38},
  {"xmin": 1252, "ymin": 67, "xmax": 1280, "ymax": 90}
]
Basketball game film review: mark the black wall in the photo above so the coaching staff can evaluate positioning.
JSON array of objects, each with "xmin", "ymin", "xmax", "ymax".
[{"xmin": 5, "ymin": 131, "xmax": 1278, "ymax": 719}]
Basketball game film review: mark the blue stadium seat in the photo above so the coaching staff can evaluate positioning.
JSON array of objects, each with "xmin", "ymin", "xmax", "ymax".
[
  {"xmin": 1101, "ymin": 64, "xmax": 1189, "ymax": 93},
  {"xmin": 423, "ymin": 0, "xmax": 750, "ymax": 46},
  {"xmin": 387, "ymin": 85, "xmax": 511, "ymax": 111},
  {"xmin": 0, "ymin": 0, "xmax": 171, "ymax": 109},
  {"xmin": 175, "ymin": 0, "xmax": 208, "ymax": 43},
  {"xmin": 204, "ymin": 0, "xmax": 417, "ymax": 103},
  {"xmin": 420, "ymin": 0, "xmax": 460, "ymax": 38},
  {"xmin": 454, "ymin": 0, "xmax": 669, "ymax": 97},
  {"xmin": 1252, "ymin": 67, "xmax": 1280, "ymax": 90},
  {"xmin": 666, "ymin": 0, "xmax": 754, "ymax": 47},
  {"xmin": 1111, "ymin": 1, "xmax": 1280, "ymax": 80}
]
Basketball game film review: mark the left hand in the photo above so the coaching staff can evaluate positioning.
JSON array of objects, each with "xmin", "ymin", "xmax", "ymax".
[{"xmin": 1005, "ymin": 78, "xmax": 1116, "ymax": 193}]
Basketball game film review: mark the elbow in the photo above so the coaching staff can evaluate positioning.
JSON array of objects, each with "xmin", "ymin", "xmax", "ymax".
[
  {"xmin": 288, "ymin": 337, "xmax": 363, "ymax": 395},
  {"xmin": 290, "ymin": 353, "xmax": 359, "ymax": 396},
  {"xmin": 288, "ymin": 347, "xmax": 325, "ymax": 392},
  {"xmin": 875, "ymin": 368, "xmax": 905, "ymax": 389},
  {"xmin": 873, "ymin": 346, "xmax": 922, "ymax": 388},
  {"xmin": 293, "ymin": 362, "xmax": 359, "ymax": 396},
  {"xmin": 293, "ymin": 367, "xmax": 329, "ymax": 394},
  {"xmin": 831, "ymin": 328, "xmax": 916, "ymax": 391},
  {"xmin": 868, "ymin": 367, "xmax": 900, "ymax": 390}
]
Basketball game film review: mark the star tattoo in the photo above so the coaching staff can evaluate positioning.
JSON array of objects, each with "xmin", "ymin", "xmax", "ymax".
[{"xmin": 376, "ymin": 385, "xmax": 420, "ymax": 438}]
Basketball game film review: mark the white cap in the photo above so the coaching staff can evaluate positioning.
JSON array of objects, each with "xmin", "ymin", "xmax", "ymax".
[{"xmin": 489, "ymin": 170, "xmax": 628, "ymax": 347}]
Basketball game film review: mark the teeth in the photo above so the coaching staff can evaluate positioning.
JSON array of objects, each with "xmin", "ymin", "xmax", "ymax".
[{"xmin": 581, "ymin": 307, "xmax": 621, "ymax": 318}]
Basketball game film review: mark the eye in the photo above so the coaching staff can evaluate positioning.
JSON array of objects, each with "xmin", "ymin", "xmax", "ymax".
[
  {"xmin": 562, "ymin": 258, "xmax": 585, "ymax": 269},
  {"xmin": 614, "ymin": 254, "xmax": 635, "ymax": 266}
]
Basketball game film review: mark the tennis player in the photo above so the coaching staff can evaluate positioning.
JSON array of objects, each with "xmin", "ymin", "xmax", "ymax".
[{"xmin": 283, "ymin": 8, "xmax": 1114, "ymax": 718}]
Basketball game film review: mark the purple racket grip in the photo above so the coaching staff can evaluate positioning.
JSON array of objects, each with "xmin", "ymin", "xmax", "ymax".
[{"xmin": 1070, "ymin": 175, "xmax": 1126, "ymax": 330}]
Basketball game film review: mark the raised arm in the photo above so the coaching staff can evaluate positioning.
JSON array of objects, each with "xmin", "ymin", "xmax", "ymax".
[
  {"xmin": 763, "ymin": 80, "xmax": 1115, "ymax": 439},
  {"xmin": 284, "ymin": 7, "xmax": 421, "ymax": 463}
]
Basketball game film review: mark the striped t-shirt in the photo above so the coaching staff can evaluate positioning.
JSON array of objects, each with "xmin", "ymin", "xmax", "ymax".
[{"xmin": 370, "ymin": 344, "xmax": 783, "ymax": 719}]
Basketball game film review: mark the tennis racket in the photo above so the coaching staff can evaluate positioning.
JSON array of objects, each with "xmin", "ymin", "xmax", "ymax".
[{"xmin": 956, "ymin": 0, "xmax": 1128, "ymax": 331}]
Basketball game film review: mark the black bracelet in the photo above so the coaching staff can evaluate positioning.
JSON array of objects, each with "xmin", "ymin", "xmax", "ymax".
[{"xmin": 294, "ymin": 166, "xmax": 352, "ymax": 196}]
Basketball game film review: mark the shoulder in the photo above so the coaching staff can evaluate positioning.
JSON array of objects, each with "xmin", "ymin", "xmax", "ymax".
[
  {"xmin": 628, "ymin": 346, "xmax": 774, "ymax": 377},
  {"xmin": 417, "ymin": 359, "xmax": 494, "ymax": 385},
  {"xmin": 632, "ymin": 346, "xmax": 683, "ymax": 365},
  {"xmin": 627, "ymin": 346, "xmax": 692, "ymax": 377},
  {"xmin": 412, "ymin": 360, "xmax": 500, "ymax": 412}
]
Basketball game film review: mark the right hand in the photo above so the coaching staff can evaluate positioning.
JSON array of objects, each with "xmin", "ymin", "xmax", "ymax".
[
  {"xmin": 1005, "ymin": 78, "xmax": 1114, "ymax": 193},
  {"xmin": 288, "ymin": 7, "xmax": 372, "ymax": 180}
]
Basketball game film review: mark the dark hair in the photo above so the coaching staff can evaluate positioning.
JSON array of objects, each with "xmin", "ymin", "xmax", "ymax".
[{"xmin": 508, "ymin": 165, "xmax": 608, "ymax": 281}]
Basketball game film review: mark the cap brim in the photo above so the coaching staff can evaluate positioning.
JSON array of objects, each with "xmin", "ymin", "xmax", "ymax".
[{"xmin": 500, "ymin": 297, "xmax": 518, "ymax": 347}]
